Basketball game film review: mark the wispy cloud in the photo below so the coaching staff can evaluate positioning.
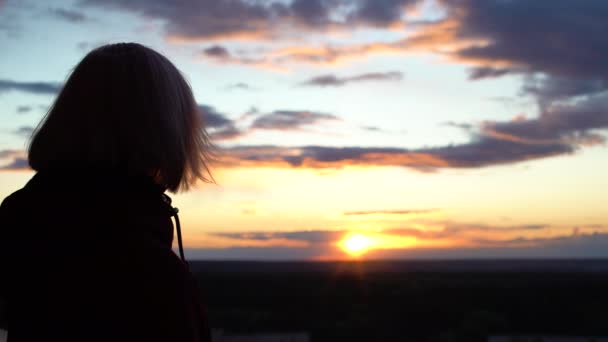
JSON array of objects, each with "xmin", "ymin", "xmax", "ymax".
[
  {"xmin": 0, "ymin": 79, "xmax": 61, "ymax": 95},
  {"xmin": 16, "ymin": 105, "xmax": 32, "ymax": 114},
  {"xmin": 225, "ymin": 82, "xmax": 255, "ymax": 91},
  {"xmin": 344, "ymin": 209, "xmax": 438, "ymax": 216},
  {"xmin": 251, "ymin": 110, "xmax": 340, "ymax": 131},
  {"xmin": 300, "ymin": 71, "xmax": 403, "ymax": 87},
  {"xmin": 13, "ymin": 126, "xmax": 34, "ymax": 137},
  {"xmin": 49, "ymin": 7, "xmax": 89, "ymax": 22}
]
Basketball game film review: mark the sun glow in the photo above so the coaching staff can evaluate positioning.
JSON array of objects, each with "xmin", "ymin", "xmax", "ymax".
[
  {"xmin": 340, "ymin": 233, "xmax": 375, "ymax": 257},
  {"xmin": 338, "ymin": 231, "xmax": 425, "ymax": 258}
]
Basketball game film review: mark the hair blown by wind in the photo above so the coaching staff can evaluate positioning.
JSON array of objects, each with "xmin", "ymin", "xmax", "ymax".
[{"xmin": 28, "ymin": 42, "xmax": 215, "ymax": 192}]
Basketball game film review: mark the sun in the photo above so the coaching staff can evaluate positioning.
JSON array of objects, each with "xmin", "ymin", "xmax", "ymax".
[{"xmin": 339, "ymin": 233, "xmax": 374, "ymax": 257}]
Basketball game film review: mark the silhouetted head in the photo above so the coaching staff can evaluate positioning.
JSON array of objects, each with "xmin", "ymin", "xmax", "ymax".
[{"xmin": 28, "ymin": 42, "xmax": 213, "ymax": 192}]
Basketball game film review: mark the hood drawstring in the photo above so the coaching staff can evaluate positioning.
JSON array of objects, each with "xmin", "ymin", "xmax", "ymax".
[{"xmin": 162, "ymin": 194, "xmax": 188, "ymax": 265}]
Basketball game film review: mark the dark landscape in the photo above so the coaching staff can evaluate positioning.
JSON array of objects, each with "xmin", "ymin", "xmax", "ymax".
[{"xmin": 192, "ymin": 259, "xmax": 608, "ymax": 342}]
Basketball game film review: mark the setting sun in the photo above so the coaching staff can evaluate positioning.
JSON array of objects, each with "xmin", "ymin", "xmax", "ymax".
[{"xmin": 340, "ymin": 233, "xmax": 374, "ymax": 257}]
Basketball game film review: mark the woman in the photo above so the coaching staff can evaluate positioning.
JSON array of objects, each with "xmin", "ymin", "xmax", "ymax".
[{"xmin": 0, "ymin": 43, "xmax": 213, "ymax": 341}]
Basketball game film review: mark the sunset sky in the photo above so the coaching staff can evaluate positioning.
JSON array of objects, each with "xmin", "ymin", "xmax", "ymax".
[{"xmin": 1, "ymin": 0, "xmax": 607, "ymax": 260}]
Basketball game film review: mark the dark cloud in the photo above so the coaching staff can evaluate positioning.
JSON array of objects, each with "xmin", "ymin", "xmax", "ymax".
[
  {"xmin": 82, "ymin": 0, "xmax": 286, "ymax": 40},
  {"xmin": 203, "ymin": 45, "xmax": 230, "ymax": 58},
  {"xmin": 468, "ymin": 67, "xmax": 516, "ymax": 80},
  {"xmin": 0, "ymin": 79, "xmax": 61, "ymax": 95},
  {"xmin": 522, "ymin": 75, "xmax": 608, "ymax": 107},
  {"xmin": 213, "ymin": 230, "xmax": 345, "ymax": 245},
  {"xmin": 451, "ymin": 0, "xmax": 608, "ymax": 80},
  {"xmin": 199, "ymin": 105, "xmax": 232, "ymax": 128},
  {"xmin": 300, "ymin": 71, "xmax": 403, "ymax": 87},
  {"xmin": 198, "ymin": 104, "xmax": 244, "ymax": 141},
  {"xmin": 49, "ymin": 7, "xmax": 88, "ymax": 22},
  {"xmin": 251, "ymin": 110, "xmax": 339, "ymax": 130},
  {"xmin": 480, "ymin": 92, "xmax": 608, "ymax": 146},
  {"xmin": 201, "ymin": 45, "xmax": 267, "ymax": 66},
  {"xmin": 346, "ymin": 0, "xmax": 419, "ymax": 27},
  {"xmin": 81, "ymin": 0, "xmax": 422, "ymax": 41},
  {"xmin": 185, "ymin": 247, "xmax": 323, "ymax": 261},
  {"xmin": 344, "ymin": 209, "xmax": 437, "ymax": 216},
  {"xmin": 217, "ymin": 137, "xmax": 571, "ymax": 170},
  {"xmin": 16, "ymin": 105, "xmax": 32, "ymax": 114}
]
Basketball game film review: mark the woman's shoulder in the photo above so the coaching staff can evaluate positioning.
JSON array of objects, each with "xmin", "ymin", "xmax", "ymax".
[
  {"xmin": 0, "ymin": 187, "xmax": 30, "ymax": 219},
  {"xmin": 0, "ymin": 172, "xmax": 49, "ymax": 213}
]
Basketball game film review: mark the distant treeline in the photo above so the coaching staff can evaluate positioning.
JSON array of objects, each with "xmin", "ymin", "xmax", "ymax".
[{"xmin": 192, "ymin": 260, "xmax": 608, "ymax": 342}]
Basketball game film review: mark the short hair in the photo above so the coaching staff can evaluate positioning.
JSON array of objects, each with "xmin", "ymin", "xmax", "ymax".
[{"xmin": 28, "ymin": 43, "xmax": 214, "ymax": 192}]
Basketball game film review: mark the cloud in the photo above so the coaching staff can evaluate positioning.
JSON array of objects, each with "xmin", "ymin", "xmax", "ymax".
[
  {"xmin": 218, "ymin": 89, "xmax": 607, "ymax": 170},
  {"xmin": 480, "ymin": 92, "xmax": 608, "ymax": 147},
  {"xmin": 203, "ymin": 45, "xmax": 230, "ymax": 58},
  {"xmin": 197, "ymin": 223, "xmax": 608, "ymax": 259},
  {"xmin": 300, "ymin": 71, "xmax": 403, "ymax": 87},
  {"xmin": 81, "ymin": 0, "xmax": 422, "ymax": 41},
  {"xmin": 446, "ymin": 0, "xmax": 608, "ymax": 80},
  {"xmin": 213, "ymin": 230, "xmax": 344, "ymax": 245},
  {"xmin": 185, "ymin": 246, "xmax": 323, "ymax": 261},
  {"xmin": 16, "ymin": 105, "xmax": 32, "ymax": 114},
  {"xmin": 0, "ymin": 149, "xmax": 21, "ymax": 159},
  {"xmin": 199, "ymin": 105, "xmax": 232, "ymax": 128},
  {"xmin": 225, "ymin": 82, "xmax": 254, "ymax": 91},
  {"xmin": 200, "ymin": 44, "xmax": 269, "ymax": 67},
  {"xmin": 0, "ymin": 79, "xmax": 61, "ymax": 95},
  {"xmin": 0, "ymin": 149, "xmax": 28, "ymax": 170},
  {"xmin": 366, "ymin": 232, "xmax": 608, "ymax": 259},
  {"xmin": 251, "ymin": 110, "xmax": 340, "ymax": 130},
  {"xmin": 0, "ymin": 158, "xmax": 29, "ymax": 170},
  {"xmin": 49, "ymin": 7, "xmax": 88, "ymax": 22},
  {"xmin": 522, "ymin": 75, "xmax": 608, "ymax": 107},
  {"xmin": 198, "ymin": 104, "xmax": 244, "ymax": 141},
  {"xmin": 442, "ymin": 121, "xmax": 473, "ymax": 131},
  {"xmin": 199, "ymin": 106, "xmax": 344, "ymax": 140},
  {"xmin": 344, "ymin": 209, "xmax": 438, "ymax": 216},
  {"xmin": 216, "ymin": 138, "xmax": 570, "ymax": 170},
  {"xmin": 468, "ymin": 67, "xmax": 517, "ymax": 80},
  {"xmin": 13, "ymin": 126, "xmax": 34, "ymax": 137}
]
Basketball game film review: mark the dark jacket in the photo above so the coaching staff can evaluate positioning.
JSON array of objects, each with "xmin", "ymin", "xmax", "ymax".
[{"xmin": 0, "ymin": 170, "xmax": 210, "ymax": 341}]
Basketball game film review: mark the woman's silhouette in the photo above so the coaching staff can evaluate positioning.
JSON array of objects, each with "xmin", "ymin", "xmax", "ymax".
[{"xmin": 0, "ymin": 43, "xmax": 213, "ymax": 341}]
